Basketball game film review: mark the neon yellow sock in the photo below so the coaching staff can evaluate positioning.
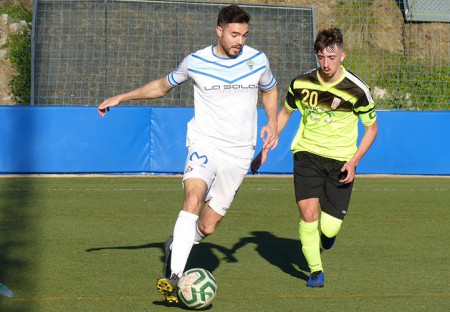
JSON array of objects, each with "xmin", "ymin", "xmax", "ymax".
[
  {"xmin": 320, "ymin": 212, "xmax": 342, "ymax": 238},
  {"xmin": 299, "ymin": 220, "xmax": 322, "ymax": 272}
]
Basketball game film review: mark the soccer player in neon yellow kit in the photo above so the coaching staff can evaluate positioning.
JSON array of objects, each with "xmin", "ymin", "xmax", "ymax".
[{"xmin": 276, "ymin": 27, "xmax": 378, "ymax": 287}]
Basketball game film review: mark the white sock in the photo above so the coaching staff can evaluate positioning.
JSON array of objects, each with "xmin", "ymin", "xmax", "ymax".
[
  {"xmin": 193, "ymin": 223, "xmax": 205, "ymax": 244},
  {"xmin": 171, "ymin": 210, "xmax": 199, "ymax": 277}
]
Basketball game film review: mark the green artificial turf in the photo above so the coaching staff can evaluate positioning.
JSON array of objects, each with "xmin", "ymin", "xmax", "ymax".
[{"xmin": 0, "ymin": 176, "xmax": 449, "ymax": 311}]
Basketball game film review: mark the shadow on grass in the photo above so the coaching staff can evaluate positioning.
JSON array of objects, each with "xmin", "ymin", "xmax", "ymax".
[
  {"xmin": 0, "ymin": 178, "xmax": 35, "ymax": 310},
  {"xmin": 86, "ymin": 231, "xmax": 309, "ymax": 307},
  {"xmin": 152, "ymin": 299, "xmax": 214, "ymax": 310},
  {"xmin": 86, "ymin": 241, "xmax": 237, "ymax": 274},
  {"xmin": 230, "ymin": 231, "xmax": 309, "ymax": 281},
  {"xmin": 86, "ymin": 231, "xmax": 309, "ymax": 281}
]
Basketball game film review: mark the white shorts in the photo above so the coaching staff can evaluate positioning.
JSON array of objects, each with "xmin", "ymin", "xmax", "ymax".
[{"xmin": 183, "ymin": 143, "xmax": 251, "ymax": 216}]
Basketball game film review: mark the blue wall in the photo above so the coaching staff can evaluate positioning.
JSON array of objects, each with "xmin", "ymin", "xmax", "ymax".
[{"xmin": 0, "ymin": 106, "xmax": 448, "ymax": 175}]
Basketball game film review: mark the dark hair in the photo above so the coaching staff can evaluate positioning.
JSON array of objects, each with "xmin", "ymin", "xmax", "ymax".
[
  {"xmin": 314, "ymin": 27, "xmax": 344, "ymax": 54},
  {"xmin": 217, "ymin": 5, "xmax": 250, "ymax": 27}
]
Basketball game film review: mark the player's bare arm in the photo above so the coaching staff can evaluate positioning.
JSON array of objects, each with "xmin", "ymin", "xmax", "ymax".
[
  {"xmin": 263, "ymin": 104, "xmax": 292, "ymax": 164},
  {"xmin": 260, "ymin": 86, "xmax": 279, "ymax": 151},
  {"xmin": 250, "ymin": 87, "xmax": 279, "ymax": 173},
  {"xmin": 277, "ymin": 104, "xmax": 293, "ymax": 134},
  {"xmin": 340, "ymin": 120, "xmax": 378, "ymax": 183},
  {"xmin": 98, "ymin": 77, "xmax": 173, "ymax": 117},
  {"xmin": 251, "ymin": 102, "xmax": 291, "ymax": 172}
]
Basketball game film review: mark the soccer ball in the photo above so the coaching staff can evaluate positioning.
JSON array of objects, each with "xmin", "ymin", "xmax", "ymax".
[{"xmin": 178, "ymin": 268, "xmax": 217, "ymax": 309}]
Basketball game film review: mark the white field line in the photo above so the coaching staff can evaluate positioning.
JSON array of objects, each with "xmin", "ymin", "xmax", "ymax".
[{"xmin": 0, "ymin": 186, "xmax": 448, "ymax": 192}]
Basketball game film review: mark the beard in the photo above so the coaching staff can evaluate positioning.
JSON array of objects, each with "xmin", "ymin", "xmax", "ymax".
[{"xmin": 218, "ymin": 42, "xmax": 242, "ymax": 58}]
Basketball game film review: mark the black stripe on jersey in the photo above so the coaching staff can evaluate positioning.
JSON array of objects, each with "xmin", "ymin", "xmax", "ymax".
[
  {"xmin": 285, "ymin": 67, "xmax": 375, "ymax": 114},
  {"xmin": 345, "ymin": 70, "xmax": 374, "ymax": 105},
  {"xmin": 285, "ymin": 78, "xmax": 298, "ymax": 110}
]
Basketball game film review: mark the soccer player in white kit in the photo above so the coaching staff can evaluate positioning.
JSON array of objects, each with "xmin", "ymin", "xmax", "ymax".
[{"xmin": 98, "ymin": 5, "xmax": 279, "ymax": 303}]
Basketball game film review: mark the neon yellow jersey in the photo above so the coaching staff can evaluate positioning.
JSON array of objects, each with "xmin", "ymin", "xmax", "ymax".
[{"xmin": 285, "ymin": 66, "xmax": 377, "ymax": 161}]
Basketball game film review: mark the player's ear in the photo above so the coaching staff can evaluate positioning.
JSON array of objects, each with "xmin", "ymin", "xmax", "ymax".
[
  {"xmin": 216, "ymin": 25, "xmax": 223, "ymax": 38},
  {"xmin": 340, "ymin": 51, "xmax": 346, "ymax": 62}
]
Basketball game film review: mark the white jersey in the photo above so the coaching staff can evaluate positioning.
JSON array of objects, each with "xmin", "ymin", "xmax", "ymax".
[{"xmin": 167, "ymin": 45, "xmax": 276, "ymax": 158}]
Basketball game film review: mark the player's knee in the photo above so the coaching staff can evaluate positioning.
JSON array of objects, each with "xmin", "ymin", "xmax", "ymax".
[
  {"xmin": 183, "ymin": 193, "xmax": 203, "ymax": 214},
  {"xmin": 300, "ymin": 209, "xmax": 318, "ymax": 222},
  {"xmin": 298, "ymin": 199, "xmax": 320, "ymax": 222}
]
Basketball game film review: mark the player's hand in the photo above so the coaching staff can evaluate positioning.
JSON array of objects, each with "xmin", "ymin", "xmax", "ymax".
[
  {"xmin": 260, "ymin": 122, "xmax": 278, "ymax": 151},
  {"xmin": 252, "ymin": 121, "xmax": 277, "ymax": 174},
  {"xmin": 97, "ymin": 106, "xmax": 110, "ymax": 117},
  {"xmin": 339, "ymin": 162, "xmax": 356, "ymax": 184},
  {"xmin": 98, "ymin": 96, "xmax": 121, "ymax": 117}
]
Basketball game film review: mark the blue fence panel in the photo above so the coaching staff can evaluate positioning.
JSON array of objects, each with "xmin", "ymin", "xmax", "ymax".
[
  {"xmin": 256, "ymin": 110, "xmax": 450, "ymax": 175},
  {"xmin": 0, "ymin": 106, "xmax": 449, "ymax": 175},
  {"xmin": 355, "ymin": 111, "xmax": 450, "ymax": 175},
  {"xmin": 0, "ymin": 106, "xmax": 151, "ymax": 173},
  {"xmin": 149, "ymin": 107, "xmax": 191, "ymax": 173}
]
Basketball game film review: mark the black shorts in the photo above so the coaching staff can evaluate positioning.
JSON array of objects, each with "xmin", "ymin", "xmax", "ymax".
[{"xmin": 293, "ymin": 151, "xmax": 353, "ymax": 220}]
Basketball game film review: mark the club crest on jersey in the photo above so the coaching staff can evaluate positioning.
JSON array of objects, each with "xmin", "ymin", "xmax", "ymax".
[
  {"xmin": 246, "ymin": 60, "xmax": 255, "ymax": 71},
  {"xmin": 331, "ymin": 97, "xmax": 342, "ymax": 110}
]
